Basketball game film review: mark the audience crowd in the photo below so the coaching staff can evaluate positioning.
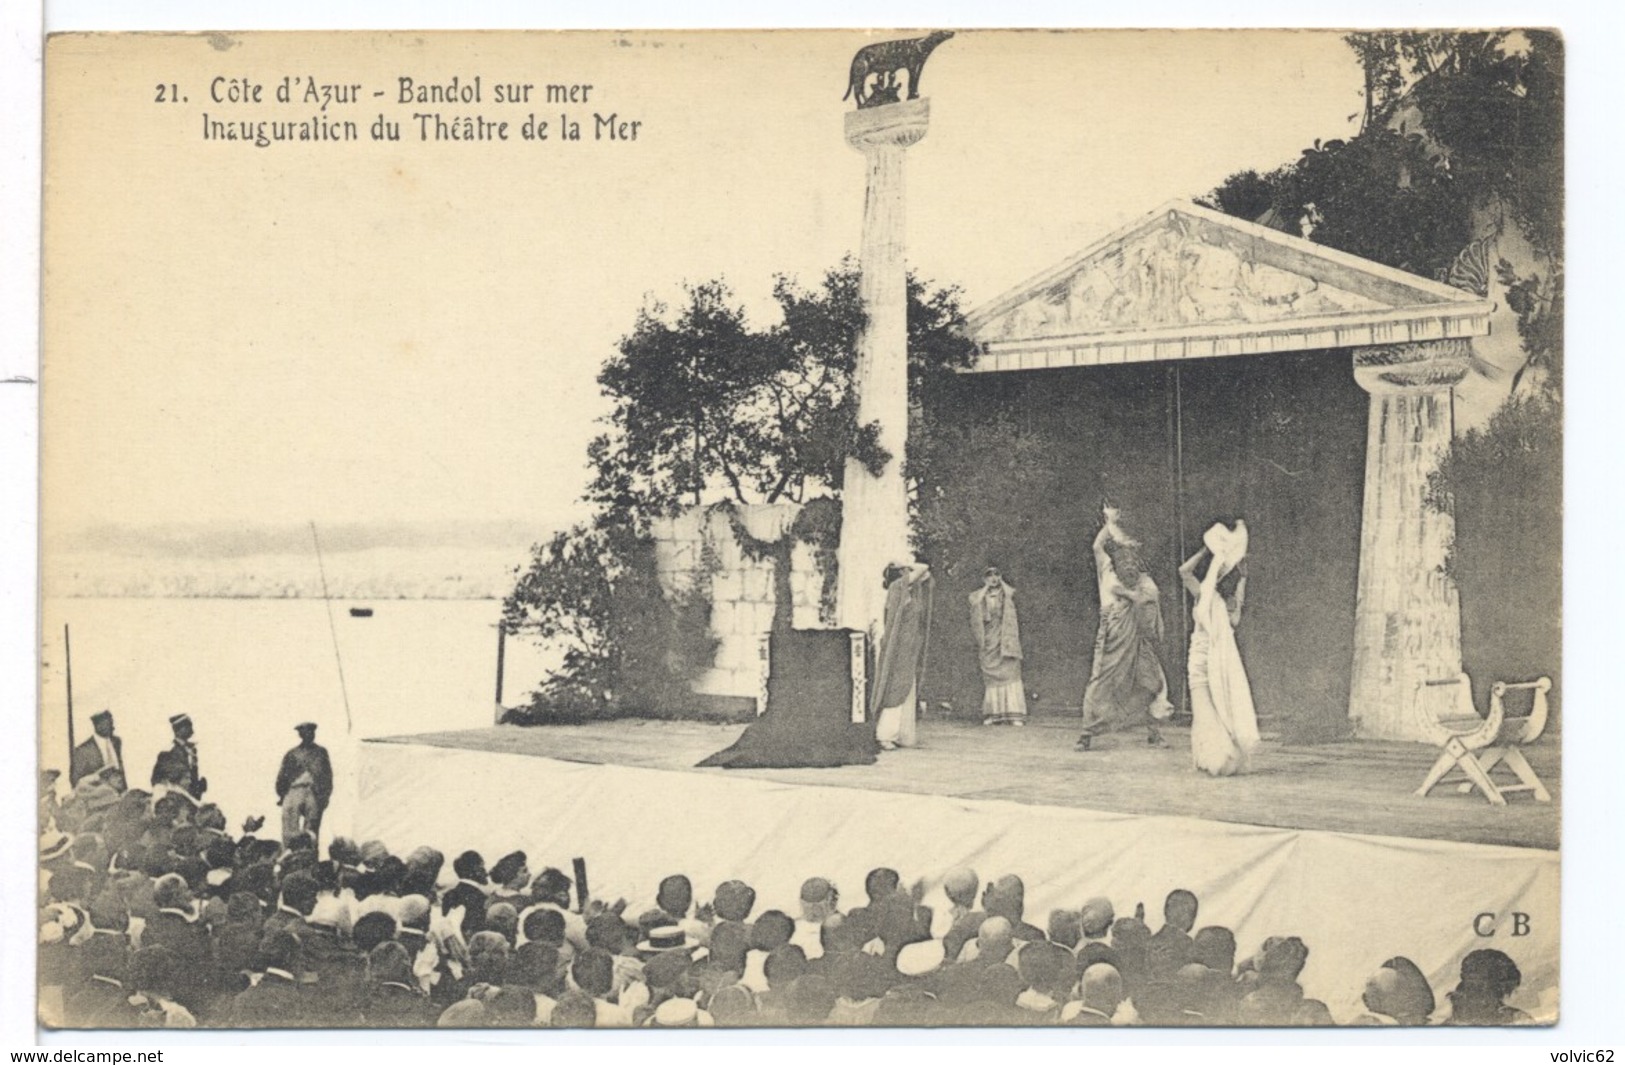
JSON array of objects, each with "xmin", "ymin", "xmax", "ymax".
[{"xmin": 38, "ymin": 772, "xmax": 1543, "ymax": 1029}]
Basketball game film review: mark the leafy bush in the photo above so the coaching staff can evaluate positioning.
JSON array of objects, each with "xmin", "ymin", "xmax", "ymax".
[{"xmin": 502, "ymin": 518, "xmax": 717, "ymax": 722}]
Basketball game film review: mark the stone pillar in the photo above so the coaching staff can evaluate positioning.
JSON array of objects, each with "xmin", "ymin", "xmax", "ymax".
[
  {"xmin": 1349, "ymin": 339, "xmax": 1470, "ymax": 741},
  {"xmin": 835, "ymin": 98, "xmax": 930, "ymax": 638}
]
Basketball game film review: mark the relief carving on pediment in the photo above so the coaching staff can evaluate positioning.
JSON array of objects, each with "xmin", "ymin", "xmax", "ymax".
[{"xmin": 988, "ymin": 220, "xmax": 1386, "ymax": 342}]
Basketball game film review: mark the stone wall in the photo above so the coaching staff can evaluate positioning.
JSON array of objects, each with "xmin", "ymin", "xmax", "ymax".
[{"xmin": 651, "ymin": 503, "xmax": 833, "ymax": 702}]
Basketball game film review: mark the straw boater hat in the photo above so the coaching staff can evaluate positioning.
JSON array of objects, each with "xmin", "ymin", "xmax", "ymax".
[
  {"xmin": 40, "ymin": 830, "xmax": 73, "ymax": 862},
  {"xmin": 637, "ymin": 925, "xmax": 699, "ymax": 953},
  {"xmin": 896, "ymin": 938, "xmax": 946, "ymax": 977}
]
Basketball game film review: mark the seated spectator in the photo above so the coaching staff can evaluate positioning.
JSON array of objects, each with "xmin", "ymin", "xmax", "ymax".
[
  {"xmin": 1292, "ymin": 999, "xmax": 1336, "ymax": 1025},
  {"xmin": 400, "ymin": 847, "xmax": 443, "ymax": 898},
  {"xmin": 1445, "ymin": 949, "xmax": 1531, "ymax": 1025},
  {"xmin": 143, "ymin": 874, "xmax": 209, "ymax": 1010},
  {"xmin": 228, "ymin": 932, "xmax": 303, "ymax": 1027},
  {"xmin": 1061, "ymin": 962, "xmax": 1124, "ymax": 1026},
  {"xmin": 528, "ymin": 868, "xmax": 589, "ymax": 952},
  {"xmin": 353, "ymin": 911, "xmax": 399, "ymax": 954},
  {"xmin": 571, "ymin": 947, "xmax": 630, "ymax": 1027},
  {"xmin": 510, "ymin": 941, "xmax": 565, "ymax": 1023},
  {"xmin": 707, "ymin": 983, "xmax": 756, "ymax": 1027},
  {"xmin": 968, "ymin": 962, "xmax": 1026, "ymax": 1026},
  {"xmin": 743, "ymin": 910, "xmax": 794, "ymax": 992},
  {"xmin": 1047, "ymin": 909, "xmax": 1082, "ymax": 950},
  {"xmin": 483, "ymin": 900, "xmax": 519, "ymax": 945},
  {"xmin": 519, "ymin": 905, "xmax": 567, "ymax": 951},
  {"xmin": 301, "ymin": 896, "xmax": 366, "ymax": 1025},
  {"xmin": 712, "ymin": 879, "xmax": 756, "ymax": 933},
  {"xmin": 756, "ymin": 944, "xmax": 811, "ymax": 1023},
  {"xmin": 436, "ymin": 998, "xmax": 489, "ymax": 1028},
  {"xmin": 441, "ymin": 851, "xmax": 490, "ymax": 938},
  {"xmin": 638, "ymin": 942, "xmax": 698, "ymax": 1018},
  {"xmin": 1237, "ymin": 936, "xmax": 1310, "ymax": 1025},
  {"xmin": 793, "ymin": 877, "xmax": 839, "ymax": 959},
  {"xmin": 937, "ymin": 868, "xmax": 986, "ymax": 952},
  {"xmin": 701, "ymin": 920, "xmax": 750, "ymax": 982},
  {"xmin": 467, "ymin": 929, "xmax": 512, "ymax": 990},
  {"xmin": 64, "ymin": 914, "xmax": 135, "ymax": 1027},
  {"xmin": 1014, "ymin": 940, "xmax": 1075, "ymax": 1019},
  {"xmin": 489, "ymin": 851, "xmax": 531, "ymax": 902},
  {"xmin": 963, "ymin": 916, "xmax": 1013, "ymax": 966},
  {"xmin": 1108, "ymin": 914, "xmax": 1152, "ymax": 997},
  {"xmin": 484, "ymin": 985, "xmax": 539, "ymax": 1028},
  {"xmin": 265, "ymin": 871, "xmax": 318, "ymax": 940},
  {"xmin": 1192, "ymin": 925, "xmax": 1237, "ymax": 976},
  {"xmin": 1353, "ymin": 955, "xmax": 1436, "ymax": 1026},
  {"xmin": 982, "ymin": 875, "xmax": 1046, "ymax": 944},
  {"xmin": 128, "ymin": 946, "xmax": 198, "ymax": 1029},
  {"xmin": 1147, "ymin": 889, "xmax": 1198, "ymax": 979},
  {"xmin": 785, "ymin": 973, "xmax": 838, "ymax": 1026},
  {"xmin": 550, "ymin": 989, "xmax": 597, "ymax": 1028},
  {"xmin": 362, "ymin": 941, "xmax": 434, "ymax": 1028}
]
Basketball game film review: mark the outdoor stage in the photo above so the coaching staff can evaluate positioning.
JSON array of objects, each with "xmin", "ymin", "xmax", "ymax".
[{"xmin": 355, "ymin": 717, "xmax": 1559, "ymax": 1022}]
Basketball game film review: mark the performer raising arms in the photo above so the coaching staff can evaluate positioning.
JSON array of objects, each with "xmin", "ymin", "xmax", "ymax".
[
  {"xmin": 969, "ymin": 566, "xmax": 1026, "ymax": 727},
  {"xmin": 1179, "ymin": 521, "xmax": 1260, "ymax": 776},
  {"xmin": 1076, "ymin": 505, "xmax": 1173, "ymax": 752}
]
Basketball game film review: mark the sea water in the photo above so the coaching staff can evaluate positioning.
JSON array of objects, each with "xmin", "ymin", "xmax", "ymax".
[{"xmin": 38, "ymin": 597, "xmax": 553, "ymax": 840}]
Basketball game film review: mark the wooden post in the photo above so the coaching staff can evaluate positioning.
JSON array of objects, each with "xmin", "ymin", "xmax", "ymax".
[
  {"xmin": 493, "ymin": 621, "xmax": 507, "ymax": 723},
  {"xmin": 63, "ymin": 624, "xmax": 75, "ymax": 771}
]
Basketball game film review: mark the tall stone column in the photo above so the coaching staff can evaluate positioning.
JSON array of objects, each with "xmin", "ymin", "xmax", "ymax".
[
  {"xmin": 1349, "ymin": 339, "xmax": 1470, "ymax": 741},
  {"xmin": 835, "ymin": 98, "xmax": 930, "ymax": 639}
]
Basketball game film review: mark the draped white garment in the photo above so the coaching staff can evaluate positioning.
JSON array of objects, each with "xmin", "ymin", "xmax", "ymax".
[{"xmin": 1188, "ymin": 556, "xmax": 1260, "ymax": 776}]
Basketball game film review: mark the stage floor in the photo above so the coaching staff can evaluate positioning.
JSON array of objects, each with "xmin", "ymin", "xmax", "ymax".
[{"xmin": 373, "ymin": 716, "xmax": 1559, "ymax": 850}]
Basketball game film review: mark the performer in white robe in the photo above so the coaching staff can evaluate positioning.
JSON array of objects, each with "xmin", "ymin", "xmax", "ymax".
[{"xmin": 1179, "ymin": 521, "xmax": 1260, "ymax": 776}]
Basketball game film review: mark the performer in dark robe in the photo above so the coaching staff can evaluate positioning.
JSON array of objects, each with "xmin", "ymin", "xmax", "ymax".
[
  {"xmin": 872, "ymin": 562, "xmax": 934, "ymax": 749},
  {"xmin": 969, "ymin": 568, "xmax": 1025, "ymax": 726},
  {"xmin": 1076, "ymin": 507, "xmax": 1173, "ymax": 751}
]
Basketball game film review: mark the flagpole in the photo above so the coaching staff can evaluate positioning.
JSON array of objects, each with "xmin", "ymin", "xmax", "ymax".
[{"xmin": 64, "ymin": 624, "xmax": 76, "ymax": 773}]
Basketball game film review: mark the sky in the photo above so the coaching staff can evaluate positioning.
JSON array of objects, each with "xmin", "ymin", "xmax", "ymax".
[{"xmin": 40, "ymin": 29, "xmax": 1364, "ymax": 547}]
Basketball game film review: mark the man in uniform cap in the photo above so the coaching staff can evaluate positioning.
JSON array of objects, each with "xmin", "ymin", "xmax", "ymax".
[
  {"xmin": 70, "ymin": 710, "xmax": 126, "ymax": 792},
  {"xmin": 150, "ymin": 714, "xmax": 206, "ymax": 800},
  {"xmin": 275, "ymin": 723, "xmax": 333, "ymax": 848}
]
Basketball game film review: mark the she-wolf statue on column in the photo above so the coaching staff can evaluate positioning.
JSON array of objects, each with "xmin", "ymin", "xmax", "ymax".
[{"xmin": 843, "ymin": 31, "xmax": 955, "ymax": 108}]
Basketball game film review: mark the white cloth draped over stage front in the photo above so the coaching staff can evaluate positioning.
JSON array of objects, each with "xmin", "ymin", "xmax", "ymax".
[{"xmin": 358, "ymin": 740, "xmax": 1557, "ymax": 1023}]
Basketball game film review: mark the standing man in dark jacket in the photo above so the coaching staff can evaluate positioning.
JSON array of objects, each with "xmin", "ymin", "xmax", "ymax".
[
  {"xmin": 151, "ymin": 713, "xmax": 206, "ymax": 800},
  {"xmin": 71, "ymin": 709, "xmax": 126, "ymax": 791},
  {"xmin": 276, "ymin": 722, "xmax": 334, "ymax": 848}
]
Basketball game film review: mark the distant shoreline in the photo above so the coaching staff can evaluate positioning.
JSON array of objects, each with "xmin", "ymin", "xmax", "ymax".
[{"xmin": 43, "ymin": 594, "xmax": 504, "ymax": 601}]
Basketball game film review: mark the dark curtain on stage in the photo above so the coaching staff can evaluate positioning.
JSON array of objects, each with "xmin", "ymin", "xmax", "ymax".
[{"xmin": 914, "ymin": 349, "xmax": 1367, "ymax": 742}]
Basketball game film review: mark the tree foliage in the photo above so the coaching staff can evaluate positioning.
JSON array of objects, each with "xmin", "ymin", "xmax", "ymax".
[
  {"xmin": 587, "ymin": 260, "xmax": 978, "ymax": 523},
  {"xmin": 501, "ymin": 519, "xmax": 717, "ymax": 720},
  {"xmin": 1200, "ymin": 31, "xmax": 1563, "ymax": 382},
  {"xmin": 1204, "ymin": 31, "xmax": 1564, "ymax": 703}
]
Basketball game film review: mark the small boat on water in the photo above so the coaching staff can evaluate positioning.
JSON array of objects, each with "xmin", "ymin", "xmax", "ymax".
[{"xmin": 349, "ymin": 607, "xmax": 374, "ymax": 618}]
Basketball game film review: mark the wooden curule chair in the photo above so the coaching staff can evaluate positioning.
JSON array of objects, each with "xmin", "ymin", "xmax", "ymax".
[{"xmin": 1414, "ymin": 674, "xmax": 1553, "ymax": 805}]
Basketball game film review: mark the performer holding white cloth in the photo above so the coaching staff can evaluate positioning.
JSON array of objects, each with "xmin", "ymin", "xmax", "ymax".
[{"xmin": 1180, "ymin": 521, "xmax": 1260, "ymax": 777}]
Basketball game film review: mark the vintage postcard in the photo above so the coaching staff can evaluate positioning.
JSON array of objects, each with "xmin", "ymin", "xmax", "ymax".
[{"xmin": 38, "ymin": 29, "xmax": 1561, "ymax": 1030}]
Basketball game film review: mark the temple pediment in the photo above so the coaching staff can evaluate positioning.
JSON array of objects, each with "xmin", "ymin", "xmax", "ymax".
[{"xmin": 964, "ymin": 201, "xmax": 1492, "ymax": 372}]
